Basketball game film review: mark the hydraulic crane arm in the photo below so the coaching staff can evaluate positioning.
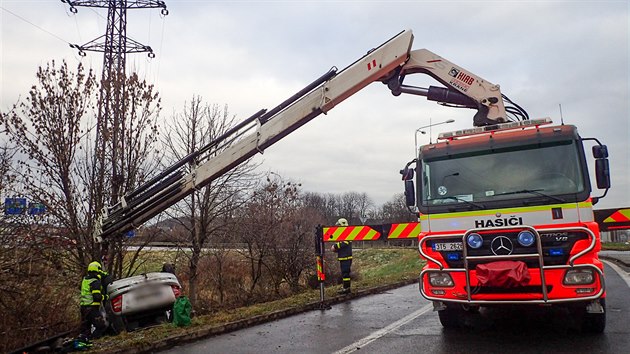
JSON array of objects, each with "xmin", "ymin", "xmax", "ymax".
[
  {"xmin": 95, "ymin": 29, "xmax": 413, "ymax": 242},
  {"xmin": 387, "ymin": 49, "xmax": 508, "ymax": 126},
  {"xmin": 95, "ymin": 29, "xmax": 520, "ymax": 243}
]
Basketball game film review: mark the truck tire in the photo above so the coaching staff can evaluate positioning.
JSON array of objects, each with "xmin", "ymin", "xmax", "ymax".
[
  {"xmin": 438, "ymin": 306, "xmax": 463, "ymax": 328},
  {"xmin": 581, "ymin": 298, "xmax": 606, "ymax": 334}
]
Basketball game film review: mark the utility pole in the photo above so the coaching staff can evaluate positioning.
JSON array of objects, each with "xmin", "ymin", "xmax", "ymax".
[
  {"xmin": 62, "ymin": 0, "xmax": 168, "ymax": 265},
  {"xmin": 62, "ymin": 0, "xmax": 168, "ymax": 203}
]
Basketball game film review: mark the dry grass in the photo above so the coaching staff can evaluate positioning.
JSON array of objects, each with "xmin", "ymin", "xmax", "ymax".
[
  {"xmin": 601, "ymin": 242, "xmax": 630, "ymax": 251},
  {"xmin": 91, "ymin": 248, "xmax": 423, "ymax": 353}
]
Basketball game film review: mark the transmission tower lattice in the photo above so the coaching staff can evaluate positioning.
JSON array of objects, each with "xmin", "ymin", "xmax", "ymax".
[{"xmin": 62, "ymin": 0, "xmax": 168, "ymax": 207}]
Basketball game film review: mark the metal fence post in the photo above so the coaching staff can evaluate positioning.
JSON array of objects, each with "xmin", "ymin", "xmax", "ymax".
[{"xmin": 315, "ymin": 225, "xmax": 331, "ymax": 310}]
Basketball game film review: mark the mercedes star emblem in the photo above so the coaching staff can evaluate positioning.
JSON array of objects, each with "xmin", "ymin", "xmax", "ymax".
[{"xmin": 491, "ymin": 236, "xmax": 513, "ymax": 255}]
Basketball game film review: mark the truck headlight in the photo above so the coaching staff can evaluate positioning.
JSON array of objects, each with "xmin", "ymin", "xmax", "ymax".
[
  {"xmin": 467, "ymin": 233, "xmax": 483, "ymax": 249},
  {"xmin": 429, "ymin": 272, "xmax": 454, "ymax": 287},
  {"xmin": 563, "ymin": 269, "xmax": 594, "ymax": 285},
  {"xmin": 517, "ymin": 231, "xmax": 535, "ymax": 247}
]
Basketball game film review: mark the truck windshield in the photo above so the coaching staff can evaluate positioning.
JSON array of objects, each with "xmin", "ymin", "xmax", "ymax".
[{"xmin": 421, "ymin": 140, "xmax": 586, "ymax": 207}]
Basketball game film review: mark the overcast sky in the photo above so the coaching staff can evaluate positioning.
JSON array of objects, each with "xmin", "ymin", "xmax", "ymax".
[{"xmin": 1, "ymin": 0, "xmax": 628, "ymax": 210}]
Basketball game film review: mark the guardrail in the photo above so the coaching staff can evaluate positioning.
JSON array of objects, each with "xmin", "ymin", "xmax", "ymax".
[{"xmin": 9, "ymin": 330, "xmax": 73, "ymax": 354}]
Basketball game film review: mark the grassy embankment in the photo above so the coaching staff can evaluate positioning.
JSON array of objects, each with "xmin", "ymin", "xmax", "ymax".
[
  {"xmin": 93, "ymin": 248, "xmax": 424, "ymax": 352},
  {"xmin": 601, "ymin": 242, "xmax": 630, "ymax": 251}
]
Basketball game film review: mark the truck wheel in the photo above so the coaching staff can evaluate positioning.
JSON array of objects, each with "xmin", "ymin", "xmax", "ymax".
[
  {"xmin": 462, "ymin": 304, "xmax": 480, "ymax": 314},
  {"xmin": 581, "ymin": 298, "xmax": 606, "ymax": 333},
  {"xmin": 438, "ymin": 307, "xmax": 463, "ymax": 328}
]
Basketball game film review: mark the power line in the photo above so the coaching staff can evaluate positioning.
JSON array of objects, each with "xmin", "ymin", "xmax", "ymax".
[
  {"xmin": 61, "ymin": 0, "xmax": 169, "ymax": 213},
  {"xmin": 0, "ymin": 6, "xmax": 70, "ymax": 44}
]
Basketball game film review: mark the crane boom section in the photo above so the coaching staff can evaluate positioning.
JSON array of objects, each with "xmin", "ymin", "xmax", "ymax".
[
  {"xmin": 98, "ymin": 30, "xmax": 414, "ymax": 239},
  {"xmin": 97, "ymin": 28, "xmax": 516, "ymax": 241},
  {"xmin": 403, "ymin": 49, "xmax": 506, "ymax": 122},
  {"xmin": 194, "ymin": 29, "xmax": 414, "ymax": 184}
]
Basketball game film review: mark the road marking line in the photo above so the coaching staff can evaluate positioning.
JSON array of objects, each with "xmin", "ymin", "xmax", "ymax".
[
  {"xmin": 333, "ymin": 303, "xmax": 433, "ymax": 354},
  {"xmin": 602, "ymin": 259, "xmax": 630, "ymax": 288}
]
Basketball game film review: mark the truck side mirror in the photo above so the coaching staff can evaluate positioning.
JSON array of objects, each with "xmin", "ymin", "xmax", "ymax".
[
  {"xmin": 400, "ymin": 167, "xmax": 414, "ymax": 181},
  {"xmin": 592, "ymin": 145, "xmax": 608, "ymax": 159},
  {"xmin": 595, "ymin": 158, "xmax": 611, "ymax": 189},
  {"xmin": 404, "ymin": 180, "xmax": 416, "ymax": 206}
]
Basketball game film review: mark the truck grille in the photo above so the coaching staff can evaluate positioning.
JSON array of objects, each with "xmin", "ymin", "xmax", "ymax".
[
  {"xmin": 430, "ymin": 229, "xmax": 589, "ymax": 268},
  {"xmin": 473, "ymin": 285, "xmax": 553, "ymax": 294}
]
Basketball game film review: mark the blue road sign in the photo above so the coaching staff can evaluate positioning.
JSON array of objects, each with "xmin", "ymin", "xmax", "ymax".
[
  {"xmin": 28, "ymin": 202, "xmax": 46, "ymax": 215},
  {"xmin": 5, "ymin": 198, "xmax": 27, "ymax": 215}
]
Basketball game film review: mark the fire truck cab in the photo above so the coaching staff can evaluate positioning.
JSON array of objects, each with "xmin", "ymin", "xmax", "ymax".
[{"xmin": 404, "ymin": 118, "xmax": 611, "ymax": 332}]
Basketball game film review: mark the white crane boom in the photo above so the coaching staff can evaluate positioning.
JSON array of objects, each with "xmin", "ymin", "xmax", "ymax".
[{"xmin": 96, "ymin": 29, "xmax": 513, "ymax": 242}]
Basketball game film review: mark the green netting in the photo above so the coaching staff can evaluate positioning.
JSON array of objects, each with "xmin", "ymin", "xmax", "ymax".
[{"xmin": 173, "ymin": 296, "xmax": 192, "ymax": 327}]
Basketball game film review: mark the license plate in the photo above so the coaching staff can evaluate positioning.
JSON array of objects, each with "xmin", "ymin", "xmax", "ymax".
[
  {"xmin": 432, "ymin": 242, "xmax": 463, "ymax": 251},
  {"xmin": 132, "ymin": 287, "xmax": 165, "ymax": 302},
  {"xmin": 135, "ymin": 290, "xmax": 163, "ymax": 302}
]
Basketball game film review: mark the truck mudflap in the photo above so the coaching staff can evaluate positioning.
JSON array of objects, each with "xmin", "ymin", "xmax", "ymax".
[{"xmin": 418, "ymin": 225, "xmax": 606, "ymax": 305}]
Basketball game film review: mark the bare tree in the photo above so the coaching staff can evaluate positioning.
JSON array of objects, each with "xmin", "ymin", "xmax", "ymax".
[
  {"xmin": 0, "ymin": 142, "xmax": 79, "ymax": 352},
  {"xmin": 2, "ymin": 60, "xmax": 162, "ymax": 278},
  {"xmin": 302, "ymin": 191, "xmax": 377, "ymax": 225},
  {"xmin": 2, "ymin": 60, "xmax": 99, "ymax": 270},
  {"xmin": 271, "ymin": 196, "xmax": 322, "ymax": 293},
  {"xmin": 236, "ymin": 173, "xmax": 322, "ymax": 299},
  {"xmin": 325, "ymin": 191, "xmax": 374, "ymax": 224},
  {"xmin": 161, "ymin": 97, "xmax": 257, "ymax": 307},
  {"xmin": 205, "ymin": 223, "xmax": 234, "ymax": 306},
  {"xmin": 0, "ymin": 144, "xmax": 21, "ymax": 302},
  {"xmin": 235, "ymin": 174, "xmax": 283, "ymax": 302},
  {"xmin": 378, "ymin": 193, "xmax": 417, "ymax": 223},
  {"xmin": 0, "ymin": 59, "xmax": 162, "ymax": 350},
  {"xmin": 303, "ymin": 191, "xmax": 336, "ymax": 222},
  {"xmin": 354, "ymin": 192, "xmax": 374, "ymax": 222}
]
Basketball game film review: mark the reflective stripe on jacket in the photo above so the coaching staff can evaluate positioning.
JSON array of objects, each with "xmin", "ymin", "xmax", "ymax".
[
  {"xmin": 334, "ymin": 241, "xmax": 352, "ymax": 261},
  {"xmin": 80, "ymin": 276, "xmax": 103, "ymax": 306}
]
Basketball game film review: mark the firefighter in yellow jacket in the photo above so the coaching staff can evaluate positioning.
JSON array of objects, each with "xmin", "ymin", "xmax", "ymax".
[
  {"xmin": 331, "ymin": 218, "xmax": 352, "ymax": 294},
  {"xmin": 76, "ymin": 261, "xmax": 109, "ymax": 348}
]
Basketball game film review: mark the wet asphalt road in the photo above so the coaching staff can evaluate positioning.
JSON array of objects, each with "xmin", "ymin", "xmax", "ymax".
[{"xmin": 163, "ymin": 261, "xmax": 630, "ymax": 354}]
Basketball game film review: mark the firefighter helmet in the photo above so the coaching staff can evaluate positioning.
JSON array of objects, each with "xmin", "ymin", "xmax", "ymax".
[
  {"xmin": 336, "ymin": 218, "xmax": 348, "ymax": 227},
  {"xmin": 87, "ymin": 261, "xmax": 103, "ymax": 273}
]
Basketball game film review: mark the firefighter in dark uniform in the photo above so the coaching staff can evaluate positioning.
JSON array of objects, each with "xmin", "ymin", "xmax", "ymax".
[
  {"xmin": 331, "ymin": 218, "xmax": 352, "ymax": 294},
  {"xmin": 75, "ymin": 261, "xmax": 109, "ymax": 349}
]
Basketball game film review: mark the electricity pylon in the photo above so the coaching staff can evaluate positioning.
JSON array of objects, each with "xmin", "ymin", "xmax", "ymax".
[
  {"xmin": 62, "ymin": 1, "xmax": 168, "ymax": 264},
  {"xmin": 62, "ymin": 0, "xmax": 168, "ymax": 204}
]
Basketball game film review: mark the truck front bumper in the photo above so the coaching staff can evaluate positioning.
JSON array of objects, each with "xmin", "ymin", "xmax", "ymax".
[
  {"xmin": 418, "ymin": 225, "xmax": 605, "ymax": 305},
  {"xmin": 419, "ymin": 263, "xmax": 605, "ymax": 305}
]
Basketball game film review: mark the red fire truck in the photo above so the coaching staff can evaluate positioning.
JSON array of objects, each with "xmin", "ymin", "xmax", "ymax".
[
  {"xmin": 401, "ymin": 118, "xmax": 610, "ymax": 332},
  {"xmin": 93, "ymin": 29, "xmax": 610, "ymax": 333}
]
